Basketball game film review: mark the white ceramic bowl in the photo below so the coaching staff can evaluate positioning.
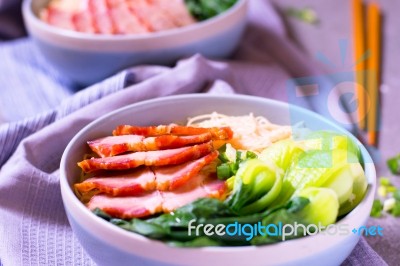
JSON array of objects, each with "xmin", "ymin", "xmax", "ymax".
[
  {"xmin": 60, "ymin": 94, "xmax": 376, "ymax": 266},
  {"xmin": 22, "ymin": 0, "xmax": 248, "ymax": 85}
]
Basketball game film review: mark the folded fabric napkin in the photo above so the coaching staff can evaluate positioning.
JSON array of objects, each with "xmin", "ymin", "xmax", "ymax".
[{"xmin": 0, "ymin": 0, "xmax": 387, "ymax": 265}]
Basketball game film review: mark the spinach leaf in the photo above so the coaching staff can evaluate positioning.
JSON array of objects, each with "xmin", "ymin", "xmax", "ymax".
[
  {"xmin": 93, "ymin": 197, "xmax": 312, "ymax": 247},
  {"xmin": 185, "ymin": 0, "xmax": 238, "ymax": 21},
  {"xmin": 251, "ymin": 197, "xmax": 311, "ymax": 245}
]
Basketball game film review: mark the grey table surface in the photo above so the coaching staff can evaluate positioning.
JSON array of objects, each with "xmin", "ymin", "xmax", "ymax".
[{"xmin": 270, "ymin": 0, "xmax": 400, "ymax": 264}]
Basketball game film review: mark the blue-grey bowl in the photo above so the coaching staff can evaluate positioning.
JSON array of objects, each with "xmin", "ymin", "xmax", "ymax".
[
  {"xmin": 22, "ymin": 0, "xmax": 248, "ymax": 85},
  {"xmin": 60, "ymin": 94, "xmax": 376, "ymax": 266}
]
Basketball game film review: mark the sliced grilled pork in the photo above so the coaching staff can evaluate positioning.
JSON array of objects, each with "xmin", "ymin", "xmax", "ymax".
[
  {"xmin": 88, "ymin": 133, "xmax": 212, "ymax": 157},
  {"xmin": 78, "ymin": 141, "xmax": 213, "ymax": 172}
]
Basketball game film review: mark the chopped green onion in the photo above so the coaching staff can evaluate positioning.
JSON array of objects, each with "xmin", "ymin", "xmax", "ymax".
[
  {"xmin": 390, "ymin": 201, "xmax": 400, "ymax": 217},
  {"xmin": 216, "ymin": 144, "xmax": 259, "ymax": 181},
  {"xmin": 379, "ymin": 177, "xmax": 391, "ymax": 186},
  {"xmin": 387, "ymin": 154, "xmax": 400, "ymax": 175},
  {"xmin": 285, "ymin": 7, "xmax": 319, "ymax": 25},
  {"xmin": 217, "ymin": 144, "xmax": 230, "ymax": 163},
  {"xmin": 393, "ymin": 190, "xmax": 400, "ymax": 201},
  {"xmin": 246, "ymin": 151, "xmax": 257, "ymax": 159},
  {"xmin": 217, "ymin": 164, "xmax": 232, "ymax": 180},
  {"xmin": 370, "ymin": 199, "xmax": 383, "ymax": 218},
  {"xmin": 386, "ymin": 186, "xmax": 397, "ymax": 193},
  {"xmin": 229, "ymin": 161, "xmax": 239, "ymax": 174}
]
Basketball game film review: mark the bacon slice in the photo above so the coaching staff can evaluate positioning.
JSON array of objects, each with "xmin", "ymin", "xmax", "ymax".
[
  {"xmin": 153, "ymin": 151, "xmax": 218, "ymax": 190},
  {"xmin": 88, "ymin": 133, "xmax": 212, "ymax": 157},
  {"xmin": 152, "ymin": 0, "xmax": 196, "ymax": 27},
  {"xmin": 89, "ymin": 0, "xmax": 114, "ymax": 34},
  {"xmin": 74, "ymin": 167, "xmax": 156, "ymax": 197},
  {"xmin": 107, "ymin": 0, "xmax": 149, "ymax": 34},
  {"xmin": 87, "ymin": 176, "xmax": 227, "ymax": 219},
  {"xmin": 78, "ymin": 141, "xmax": 213, "ymax": 173},
  {"xmin": 162, "ymin": 178, "xmax": 227, "ymax": 214},
  {"xmin": 75, "ymin": 152, "xmax": 218, "ymax": 197},
  {"xmin": 113, "ymin": 124, "xmax": 233, "ymax": 141},
  {"xmin": 144, "ymin": 133, "xmax": 212, "ymax": 151},
  {"xmin": 202, "ymin": 177, "xmax": 227, "ymax": 199},
  {"xmin": 73, "ymin": 10, "xmax": 96, "ymax": 33},
  {"xmin": 161, "ymin": 186, "xmax": 208, "ymax": 213},
  {"xmin": 88, "ymin": 135, "xmax": 145, "ymax": 157},
  {"xmin": 127, "ymin": 0, "xmax": 176, "ymax": 32},
  {"xmin": 41, "ymin": 7, "xmax": 76, "ymax": 31},
  {"xmin": 88, "ymin": 191, "xmax": 163, "ymax": 219},
  {"xmin": 41, "ymin": 0, "xmax": 197, "ymax": 35}
]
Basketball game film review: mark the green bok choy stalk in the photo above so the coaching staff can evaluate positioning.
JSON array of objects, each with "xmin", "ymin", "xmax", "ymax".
[
  {"xmin": 221, "ymin": 140, "xmax": 303, "ymax": 215},
  {"xmin": 269, "ymin": 131, "xmax": 367, "ymax": 216},
  {"xmin": 252, "ymin": 187, "xmax": 339, "ymax": 245},
  {"xmin": 296, "ymin": 130, "xmax": 361, "ymax": 161},
  {"xmin": 258, "ymin": 139, "xmax": 305, "ymax": 171},
  {"xmin": 226, "ymin": 159, "xmax": 283, "ymax": 215}
]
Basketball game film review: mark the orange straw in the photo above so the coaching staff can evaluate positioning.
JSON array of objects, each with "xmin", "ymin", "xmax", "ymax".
[
  {"xmin": 352, "ymin": 0, "xmax": 367, "ymax": 129},
  {"xmin": 366, "ymin": 2, "xmax": 381, "ymax": 146}
]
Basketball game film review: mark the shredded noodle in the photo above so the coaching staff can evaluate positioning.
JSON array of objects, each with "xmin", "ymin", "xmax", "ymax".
[{"xmin": 187, "ymin": 112, "xmax": 291, "ymax": 153}]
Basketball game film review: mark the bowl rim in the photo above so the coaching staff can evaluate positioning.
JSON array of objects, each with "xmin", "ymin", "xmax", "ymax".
[
  {"xmin": 23, "ymin": 0, "xmax": 247, "ymax": 41},
  {"xmin": 60, "ymin": 94, "xmax": 376, "ymax": 264}
]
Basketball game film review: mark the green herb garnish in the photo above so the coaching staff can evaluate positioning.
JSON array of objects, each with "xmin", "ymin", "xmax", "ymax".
[
  {"xmin": 380, "ymin": 177, "xmax": 391, "ymax": 186},
  {"xmin": 285, "ymin": 7, "xmax": 319, "ymax": 25},
  {"xmin": 387, "ymin": 154, "xmax": 400, "ymax": 175},
  {"xmin": 393, "ymin": 189, "xmax": 400, "ymax": 201},
  {"xmin": 185, "ymin": 0, "xmax": 238, "ymax": 21},
  {"xmin": 216, "ymin": 144, "xmax": 258, "ymax": 180},
  {"xmin": 390, "ymin": 201, "xmax": 400, "ymax": 217},
  {"xmin": 370, "ymin": 199, "xmax": 383, "ymax": 218}
]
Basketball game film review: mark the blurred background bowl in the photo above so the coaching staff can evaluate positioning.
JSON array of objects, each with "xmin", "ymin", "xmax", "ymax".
[
  {"xmin": 60, "ymin": 94, "xmax": 376, "ymax": 266},
  {"xmin": 22, "ymin": 0, "xmax": 248, "ymax": 85}
]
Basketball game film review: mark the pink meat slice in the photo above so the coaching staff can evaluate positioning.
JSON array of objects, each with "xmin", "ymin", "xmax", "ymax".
[
  {"xmin": 88, "ymin": 135, "xmax": 145, "ymax": 157},
  {"xmin": 88, "ymin": 133, "xmax": 212, "ymax": 157},
  {"xmin": 75, "ymin": 152, "xmax": 218, "ymax": 197},
  {"xmin": 107, "ymin": 0, "xmax": 149, "ymax": 34},
  {"xmin": 202, "ymin": 177, "xmax": 227, "ymax": 199},
  {"xmin": 87, "ymin": 191, "xmax": 163, "ymax": 219},
  {"xmin": 78, "ymin": 141, "xmax": 213, "ymax": 173},
  {"xmin": 89, "ymin": 0, "xmax": 114, "ymax": 34},
  {"xmin": 161, "ymin": 184, "xmax": 207, "ymax": 213},
  {"xmin": 87, "ymin": 176, "xmax": 227, "ymax": 219},
  {"xmin": 113, "ymin": 124, "xmax": 234, "ymax": 141},
  {"xmin": 153, "ymin": 151, "xmax": 218, "ymax": 190},
  {"xmin": 41, "ymin": 7, "xmax": 75, "ymax": 31},
  {"xmin": 74, "ymin": 167, "xmax": 156, "ymax": 197},
  {"xmin": 73, "ymin": 9, "xmax": 96, "ymax": 33},
  {"xmin": 151, "ymin": 0, "xmax": 196, "ymax": 27},
  {"xmin": 127, "ymin": 0, "xmax": 176, "ymax": 32}
]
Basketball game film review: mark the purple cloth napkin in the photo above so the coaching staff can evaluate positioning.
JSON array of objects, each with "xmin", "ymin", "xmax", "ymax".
[{"xmin": 0, "ymin": 0, "xmax": 387, "ymax": 265}]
